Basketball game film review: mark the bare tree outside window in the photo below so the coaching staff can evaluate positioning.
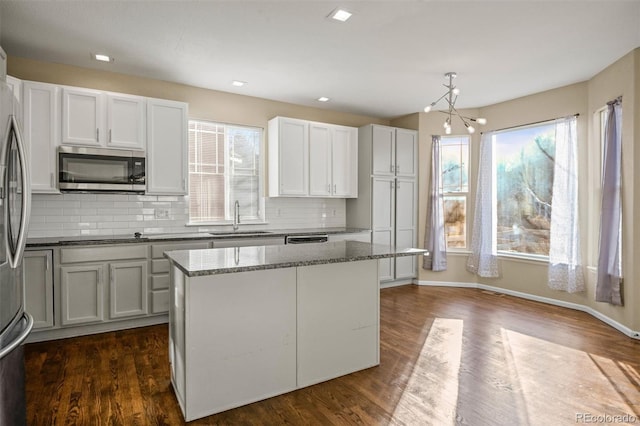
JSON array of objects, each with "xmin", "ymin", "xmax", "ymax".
[{"xmin": 494, "ymin": 123, "xmax": 556, "ymax": 256}]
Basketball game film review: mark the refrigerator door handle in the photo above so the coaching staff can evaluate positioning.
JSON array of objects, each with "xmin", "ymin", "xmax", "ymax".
[
  {"xmin": 5, "ymin": 115, "xmax": 31, "ymax": 269},
  {"xmin": 0, "ymin": 312, "xmax": 33, "ymax": 360}
]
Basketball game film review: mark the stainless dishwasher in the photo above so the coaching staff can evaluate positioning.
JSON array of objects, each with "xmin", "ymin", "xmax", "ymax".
[{"xmin": 284, "ymin": 234, "xmax": 329, "ymax": 244}]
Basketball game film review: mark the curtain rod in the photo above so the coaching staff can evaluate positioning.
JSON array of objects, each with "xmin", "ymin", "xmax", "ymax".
[{"xmin": 480, "ymin": 113, "xmax": 580, "ymax": 135}]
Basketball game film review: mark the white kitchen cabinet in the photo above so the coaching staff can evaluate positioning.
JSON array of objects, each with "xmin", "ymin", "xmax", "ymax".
[
  {"xmin": 62, "ymin": 87, "xmax": 103, "ymax": 146},
  {"xmin": 109, "ymin": 260, "xmax": 148, "ymax": 319},
  {"xmin": 346, "ymin": 124, "xmax": 419, "ymax": 284},
  {"xmin": 309, "ymin": 123, "xmax": 357, "ymax": 197},
  {"xmin": 6, "ymin": 75, "xmax": 21, "ymax": 118},
  {"xmin": 60, "ymin": 264, "xmax": 104, "ymax": 325},
  {"xmin": 24, "ymin": 250, "xmax": 54, "ymax": 329},
  {"xmin": 269, "ymin": 117, "xmax": 357, "ymax": 198},
  {"xmin": 146, "ymin": 98, "xmax": 188, "ymax": 195},
  {"xmin": 22, "ymin": 81, "xmax": 60, "ymax": 193},
  {"xmin": 106, "ymin": 93, "xmax": 146, "ymax": 150},
  {"xmin": 269, "ymin": 117, "xmax": 309, "ymax": 197},
  {"xmin": 62, "ymin": 87, "xmax": 146, "ymax": 150}
]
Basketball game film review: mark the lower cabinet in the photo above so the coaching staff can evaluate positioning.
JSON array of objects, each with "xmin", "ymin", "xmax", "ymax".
[
  {"xmin": 24, "ymin": 250, "xmax": 54, "ymax": 329},
  {"xmin": 59, "ymin": 244, "xmax": 149, "ymax": 326},
  {"xmin": 109, "ymin": 261, "xmax": 148, "ymax": 319},
  {"xmin": 60, "ymin": 264, "xmax": 104, "ymax": 325}
]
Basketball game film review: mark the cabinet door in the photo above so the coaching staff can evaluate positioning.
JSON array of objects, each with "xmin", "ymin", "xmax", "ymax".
[
  {"xmin": 23, "ymin": 250, "xmax": 54, "ymax": 329},
  {"xmin": 371, "ymin": 125, "xmax": 395, "ymax": 176},
  {"xmin": 332, "ymin": 126, "xmax": 357, "ymax": 197},
  {"xmin": 22, "ymin": 81, "xmax": 60, "ymax": 193},
  {"xmin": 62, "ymin": 87, "xmax": 104, "ymax": 146},
  {"xmin": 109, "ymin": 260, "xmax": 148, "ymax": 319},
  {"xmin": 146, "ymin": 98, "xmax": 188, "ymax": 194},
  {"xmin": 395, "ymin": 128, "xmax": 418, "ymax": 178},
  {"xmin": 107, "ymin": 94, "xmax": 146, "ymax": 150},
  {"xmin": 277, "ymin": 118, "xmax": 308, "ymax": 196},
  {"xmin": 60, "ymin": 264, "xmax": 104, "ymax": 325},
  {"xmin": 6, "ymin": 76, "xmax": 21, "ymax": 118},
  {"xmin": 394, "ymin": 178, "xmax": 417, "ymax": 279},
  {"xmin": 308, "ymin": 123, "xmax": 331, "ymax": 196},
  {"xmin": 372, "ymin": 177, "xmax": 395, "ymax": 281}
]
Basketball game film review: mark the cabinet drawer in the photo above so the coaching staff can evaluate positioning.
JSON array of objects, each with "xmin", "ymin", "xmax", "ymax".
[
  {"xmin": 151, "ymin": 241, "xmax": 210, "ymax": 259},
  {"xmin": 151, "ymin": 259, "xmax": 170, "ymax": 274},
  {"xmin": 151, "ymin": 274, "xmax": 169, "ymax": 290},
  {"xmin": 60, "ymin": 244, "xmax": 148, "ymax": 264},
  {"xmin": 151, "ymin": 290, "xmax": 169, "ymax": 314}
]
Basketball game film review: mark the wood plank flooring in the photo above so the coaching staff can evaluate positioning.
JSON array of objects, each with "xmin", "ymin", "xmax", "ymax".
[{"xmin": 25, "ymin": 286, "xmax": 640, "ymax": 425}]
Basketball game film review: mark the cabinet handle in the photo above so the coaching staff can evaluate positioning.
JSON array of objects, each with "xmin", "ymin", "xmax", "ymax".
[
  {"xmin": 334, "ymin": 184, "xmax": 337, "ymax": 193},
  {"xmin": 110, "ymin": 266, "xmax": 115, "ymax": 284},
  {"xmin": 96, "ymin": 128, "xmax": 99, "ymax": 141},
  {"xmin": 109, "ymin": 129, "xmax": 112, "ymax": 143},
  {"xmin": 50, "ymin": 173, "xmax": 54, "ymax": 187},
  {"xmin": 397, "ymin": 165, "xmax": 400, "ymax": 173},
  {"xmin": 45, "ymin": 256, "xmax": 50, "ymax": 271},
  {"xmin": 327, "ymin": 184, "xmax": 331, "ymax": 193}
]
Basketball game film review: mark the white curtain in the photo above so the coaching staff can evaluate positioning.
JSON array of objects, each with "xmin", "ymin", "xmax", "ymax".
[
  {"xmin": 548, "ymin": 116, "xmax": 585, "ymax": 292},
  {"xmin": 596, "ymin": 97, "xmax": 623, "ymax": 305},
  {"xmin": 466, "ymin": 132, "xmax": 498, "ymax": 277},
  {"xmin": 423, "ymin": 135, "xmax": 447, "ymax": 271}
]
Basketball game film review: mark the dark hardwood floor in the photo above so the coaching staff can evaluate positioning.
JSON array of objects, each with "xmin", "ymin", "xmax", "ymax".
[{"xmin": 25, "ymin": 286, "xmax": 640, "ymax": 425}]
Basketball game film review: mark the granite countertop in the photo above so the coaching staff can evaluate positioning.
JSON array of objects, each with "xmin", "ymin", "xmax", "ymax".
[
  {"xmin": 164, "ymin": 241, "xmax": 428, "ymax": 277},
  {"xmin": 26, "ymin": 227, "xmax": 370, "ymax": 247}
]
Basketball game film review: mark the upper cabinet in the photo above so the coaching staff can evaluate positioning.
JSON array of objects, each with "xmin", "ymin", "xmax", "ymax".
[
  {"xmin": 146, "ymin": 98, "xmax": 188, "ymax": 195},
  {"xmin": 61, "ymin": 87, "xmax": 146, "ymax": 150},
  {"xmin": 269, "ymin": 117, "xmax": 309, "ymax": 197},
  {"xmin": 22, "ymin": 81, "xmax": 60, "ymax": 193},
  {"xmin": 268, "ymin": 116, "xmax": 357, "ymax": 198},
  {"xmin": 370, "ymin": 124, "xmax": 417, "ymax": 178},
  {"xmin": 6, "ymin": 75, "xmax": 22, "ymax": 119}
]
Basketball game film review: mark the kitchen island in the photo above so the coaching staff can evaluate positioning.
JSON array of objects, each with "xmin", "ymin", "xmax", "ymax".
[{"xmin": 164, "ymin": 241, "xmax": 426, "ymax": 422}]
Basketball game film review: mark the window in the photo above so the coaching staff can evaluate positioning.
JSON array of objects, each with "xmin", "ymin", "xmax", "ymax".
[
  {"xmin": 440, "ymin": 136, "xmax": 469, "ymax": 249},
  {"xmin": 188, "ymin": 120, "xmax": 263, "ymax": 223},
  {"xmin": 493, "ymin": 121, "xmax": 556, "ymax": 256}
]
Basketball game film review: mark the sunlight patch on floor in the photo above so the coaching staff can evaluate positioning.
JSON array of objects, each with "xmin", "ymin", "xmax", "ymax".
[
  {"xmin": 391, "ymin": 318, "xmax": 463, "ymax": 425},
  {"xmin": 503, "ymin": 329, "xmax": 640, "ymax": 425}
]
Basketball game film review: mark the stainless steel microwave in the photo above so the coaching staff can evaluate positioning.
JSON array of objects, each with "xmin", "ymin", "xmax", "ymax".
[{"xmin": 58, "ymin": 146, "xmax": 146, "ymax": 193}]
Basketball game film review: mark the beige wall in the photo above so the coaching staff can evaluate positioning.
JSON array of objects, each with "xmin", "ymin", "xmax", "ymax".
[
  {"xmin": 7, "ymin": 56, "xmax": 388, "ymax": 131},
  {"xmin": 417, "ymin": 48, "xmax": 639, "ymax": 333}
]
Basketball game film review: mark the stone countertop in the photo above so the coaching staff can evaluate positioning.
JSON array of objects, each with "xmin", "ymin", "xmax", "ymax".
[
  {"xmin": 164, "ymin": 241, "xmax": 428, "ymax": 277},
  {"xmin": 26, "ymin": 227, "xmax": 370, "ymax": 248}
]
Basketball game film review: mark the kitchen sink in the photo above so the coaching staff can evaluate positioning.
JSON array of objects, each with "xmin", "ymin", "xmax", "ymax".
[{"xmin": 209, "ymin": 230, "xmax": 274, "ymax": 236}]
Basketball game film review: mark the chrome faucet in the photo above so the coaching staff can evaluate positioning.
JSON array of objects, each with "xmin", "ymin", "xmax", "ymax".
[{"xmin": 233, "ymin": 200, "xmax": 240, "ymax": 231}]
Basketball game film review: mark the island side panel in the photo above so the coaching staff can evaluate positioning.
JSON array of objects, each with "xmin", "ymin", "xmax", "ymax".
[
  {"xmin": 184, "ymin": 268, "xmax": 298, "ymax": 421},
  {"xmin": 296, "ymin": 259, "xmax": 380, "ymax": 388},
  {"xmin": 169, "ymin": 264, "xmax": 187, "ymax": 415}
]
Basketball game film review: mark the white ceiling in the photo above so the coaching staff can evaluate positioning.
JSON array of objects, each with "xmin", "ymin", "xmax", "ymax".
[{"xmin": 1, "ymin": 1, "xmax": 639, "ymax": 119}]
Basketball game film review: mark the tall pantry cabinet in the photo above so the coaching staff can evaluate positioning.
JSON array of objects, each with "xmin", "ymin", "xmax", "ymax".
[{"xmin": 346, "ymin": 124, "xmax": 418, "ymax": 284}]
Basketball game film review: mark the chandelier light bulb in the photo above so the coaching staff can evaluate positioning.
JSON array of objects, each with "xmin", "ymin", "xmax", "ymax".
[
  {"xmin": 466, "ymin": 124, "xmax": 476, "ymax": 134},
  {"xmin": 424, "ymin": 105, "xmax": 432, "ymax": 113},
  {"xmin": 476, "ymin": 117, "xmax": 487, "ymax": 125},
  {"xmin": 443, "ymin": 120, "xmax": 451, "ymax": 129},
  {"xmin": 452, "ymin": 88, "xmax": 460, "ymax": 95},
  {"xmin": 445, "ymin": 126, "xmax": 452, "ymax": 135}
]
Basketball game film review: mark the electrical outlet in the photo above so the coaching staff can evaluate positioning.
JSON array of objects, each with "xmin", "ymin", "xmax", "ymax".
[{"xmin": 155, "ymin": 208, "xmax": 170, "ymax": 219}]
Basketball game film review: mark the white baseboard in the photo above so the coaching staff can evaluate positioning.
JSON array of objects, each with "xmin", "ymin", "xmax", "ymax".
[{"xmin": 415, "ymin": 280, "xmax": 640, "ymax": 340}]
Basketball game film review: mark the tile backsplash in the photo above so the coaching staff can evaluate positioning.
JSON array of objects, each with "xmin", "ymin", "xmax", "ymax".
[{"xmin": 28, "ymin": 193, "xmax": 347, "ymax": 238}]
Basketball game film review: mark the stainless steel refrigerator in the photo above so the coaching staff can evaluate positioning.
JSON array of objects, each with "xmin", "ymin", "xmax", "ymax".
[{"xmin": 0, "ymin": 71, "xmax": 33, "ymax": 424}]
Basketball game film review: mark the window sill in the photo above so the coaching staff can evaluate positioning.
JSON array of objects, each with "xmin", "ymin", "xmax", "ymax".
[{"xmin": 497, "ymin": 251, "xmax": 549, "ymax": 265}]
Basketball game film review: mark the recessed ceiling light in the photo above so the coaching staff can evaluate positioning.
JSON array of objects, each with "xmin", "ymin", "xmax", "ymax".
[
  {"xmin": 317, "ymin": 97, "xmax": 330, "ymax": 102},
  {"xmin": 93, "ymin": 53, "xmax": 113, "ymax": 63},
  {"xmin": 330, "ymin": 8, "xmax": 352, "ymax": 22},
  {"xmin": 232, "ymin": 80, "xmax": 247, "ymax": 87}
]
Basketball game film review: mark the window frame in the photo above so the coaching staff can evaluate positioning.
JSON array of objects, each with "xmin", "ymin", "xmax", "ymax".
[
  {"xmin": 187, "ymin": 118, "xmax": 265, "ymax": 226},
  {"xmin": 491, "ymin": 120, "xmax": 557, "ymax": 260},
  {"xmin": 440, "ymin": 135, "xmax": 470, "ymax": 251}
]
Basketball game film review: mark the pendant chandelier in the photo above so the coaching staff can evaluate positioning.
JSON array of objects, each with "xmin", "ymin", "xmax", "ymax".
[{"xmin": 423, "ymin": 72, "xmax": 486, "ymax": 134}]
